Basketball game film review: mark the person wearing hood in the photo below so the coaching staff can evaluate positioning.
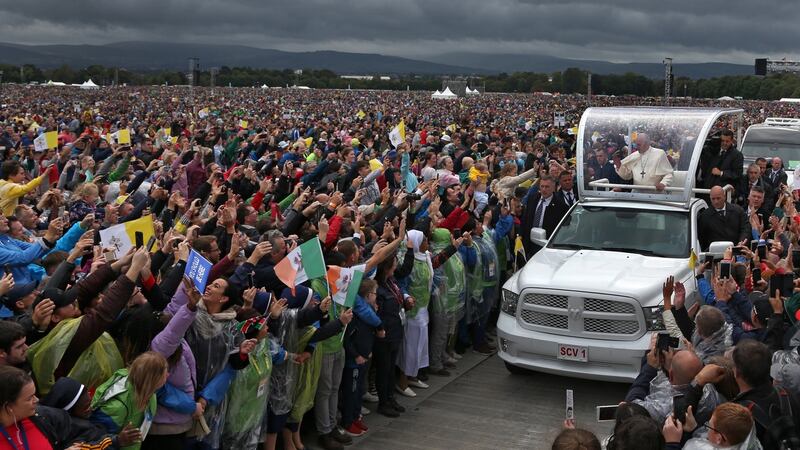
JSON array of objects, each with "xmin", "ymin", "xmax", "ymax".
[
  {"xmin": 41, "ymin": 377, "xmax": 141, "ymax": 448},
  {"xmin": 396, "ymin": 229, "xmax": 461, "ymax": 397},
  {"xmin": 428, "ymin": 228, "xmax": 467, "ymax": 377}
]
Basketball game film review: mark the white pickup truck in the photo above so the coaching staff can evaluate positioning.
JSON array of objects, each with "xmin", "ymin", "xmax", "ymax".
[{"xmin": 497, "ymin": 107, "xmax": 744, "ymax": 382}]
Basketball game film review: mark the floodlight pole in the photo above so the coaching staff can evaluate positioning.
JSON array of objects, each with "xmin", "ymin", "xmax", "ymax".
[{"xmin": 663, "ymin": 58, "xmax": 673, "ymax": 105}]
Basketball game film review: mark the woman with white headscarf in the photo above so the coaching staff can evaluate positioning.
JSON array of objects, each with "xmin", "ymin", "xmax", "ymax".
[{"xmin": 396, "ymin": 229, "xmax": 464, "ymax": 396}]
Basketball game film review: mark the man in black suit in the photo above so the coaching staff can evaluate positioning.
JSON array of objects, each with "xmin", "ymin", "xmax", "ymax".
[
  {"xmin": 737, "ymin": 163, "xmax": 774, "ymax": 211},
  {"xmin": 766, "ymin": 157, "xmax": 788, "ymax": 191},
  {"xmin": 702, "ymin": 129, "xmax": 743, "ymax": 190},
  {"xmin": 521, "ymin": 175, "xmax": 567, "ymax": 255},
  {"xmin": 698, "ymin": 186, "xmax": 749, "ymax": 250},
  {"xmin": 554, "ymin": 170, "xmax": 579, "ymax": 208},
  {"xmin": 587, "ymin": 146, "xmax": 622, "ymax": 189}
]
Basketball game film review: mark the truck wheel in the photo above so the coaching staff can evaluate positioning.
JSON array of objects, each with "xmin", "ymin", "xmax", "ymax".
[{"xmin": 504, "ymin": 362, "xmax": 528, "ymax": 375}]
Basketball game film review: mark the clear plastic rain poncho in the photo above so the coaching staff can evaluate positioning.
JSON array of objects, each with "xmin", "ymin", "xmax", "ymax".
[
  {"xmin": 430, "ymin": 228, "xmax": 466, "ymax": 324},
  {"xmin": 632, "ymin": 371, "xmax": 726, "ymax": 426},
  {"xmin": 464, "ymin": 236, "xmax": 484, "ymax": 326},
  {"xmin": 477, "ymin": 230, "xmax": 501, "ymax": 311},
  {"xmin": 221, "ymin": 338, "xmax": 275, "ymax": 450},
  {"xmin": 186, "ymin": 304, "xmax": 243, "ymax": 448},
  {"xmin": 267, "ymin": 308, "xmax": 302, "ymax": 416},
  {"xmin": 692, "ymin": 323, "xmax": 733, "ymax": 364},
  {"xmin": 289, "ymin": 326, "xmax": 323, "ymax": 422},
  {"xmin": 771, "ymin": 347, "xmax": 800, "ymax": 398},
  {"xmin": 682, "ymin": 426, "xmax": 763, "ymax": 450}
]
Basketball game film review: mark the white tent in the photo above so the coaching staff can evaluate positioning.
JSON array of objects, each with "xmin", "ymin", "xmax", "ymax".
[
  {"xmin": 45, "ymin": 80, "xmax": 67, "ymax": 86},
  {"xmin": 717, "ymin": 96, "xmax": 735, "ymax": 101},
  {"xmin": 433, "ymin": 87, "xmax": 457, "ymax": 99},
  {"xmin": 465, "ymin": 87, "xmax": 480, "ymax": 96},
  {"xmin": 261, "ymin": 84, "xmax": 269, "ymax": 89},
  {"xmin": 80, "ymin": 79, "xmax": 100, "ymax": 90}
]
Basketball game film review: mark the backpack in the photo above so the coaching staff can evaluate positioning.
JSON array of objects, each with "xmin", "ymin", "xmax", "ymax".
[{"xmin": 745, "ymin": 387, "xmax": 800, "ymax": 450}]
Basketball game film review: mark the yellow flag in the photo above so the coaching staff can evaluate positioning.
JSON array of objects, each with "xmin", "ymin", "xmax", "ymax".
[
  {"xmin": 356, "ymin": 110, "xmax": 366, "ymax": 120},
  {"xmin": 304, "ymin": 137, "xmax": 313, "ymax": 148},
  {"xmin": 117, "ymin": 129, "xmax": 131, "ymax": 145},
  {"xmin": 44, "ymin": 131, "xmax": 58, "ymax": 149},
  {"xmin": 369, "ymin": 159, "xmax": 383, "ymax": 172},
  {"xmin": 688, "ymin": 249, "xmax": 698, "ymax": 269},
  {"xmin": 33, "ymin": 132, "xmax": 59, "ymax": 151},
  {"xmin": 447, "ymin": 124, "xmax": 457, "ymax": 133},
  {"xmin": 239, "ymin": 120, "xmax": 249, "ymax": 129}
]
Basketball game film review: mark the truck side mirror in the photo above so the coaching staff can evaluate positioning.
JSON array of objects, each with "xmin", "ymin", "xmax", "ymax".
[
  {"xmin": 708, "ymin": 241, "xmax": 734, "ymax": 257},
  {"xmin": 530, "ymin": 228, "xmax": 548, "ymax": 247}
]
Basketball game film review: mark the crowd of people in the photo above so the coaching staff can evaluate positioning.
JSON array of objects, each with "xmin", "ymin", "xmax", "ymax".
[{"xmin": 0, "ymin": 83, "xmax": 798, "ymax": 450}]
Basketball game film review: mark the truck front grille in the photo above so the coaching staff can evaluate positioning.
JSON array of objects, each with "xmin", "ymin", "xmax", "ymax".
[
  {"xmin": 519, "ymin": 309, "xmax": 569, "ymax": 329},
  {"xmin": 518, "ymin": 293, "xmax": 642, "ymax": 340}
]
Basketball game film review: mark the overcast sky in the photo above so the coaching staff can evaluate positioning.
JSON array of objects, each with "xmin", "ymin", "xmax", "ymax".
[{"xmin": 0, "ymin": 0, "xmax": 798, "ymax": 64}]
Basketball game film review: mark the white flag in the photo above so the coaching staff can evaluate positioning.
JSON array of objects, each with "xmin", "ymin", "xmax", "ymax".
[
  {"xmin": 33, "ymin": 134, "xmax": 48, "ymax": 152},
  {"xmin": 388, "ymin": 121, "xmax": 406, "ymax": 148}
]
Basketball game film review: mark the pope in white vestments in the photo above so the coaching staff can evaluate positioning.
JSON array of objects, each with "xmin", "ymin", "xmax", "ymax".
[{"xmin": 615, "ymin": 133, "xmax": 674, "ymax": 191}]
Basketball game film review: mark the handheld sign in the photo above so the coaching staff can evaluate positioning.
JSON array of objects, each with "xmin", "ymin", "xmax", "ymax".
[{"xmin": 185, "ymin": 249, "xmax": 212, "ymax": 293}]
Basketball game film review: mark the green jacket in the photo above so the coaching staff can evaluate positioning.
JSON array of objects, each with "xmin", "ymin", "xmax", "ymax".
[{"xmin": 90, "ymin": 369, "xmax": 157, "ymax": 450}]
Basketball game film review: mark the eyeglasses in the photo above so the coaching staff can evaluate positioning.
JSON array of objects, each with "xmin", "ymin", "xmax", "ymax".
[{"xmin": 702, "ymin": 422, "xmax": 725, "ymax": 441}]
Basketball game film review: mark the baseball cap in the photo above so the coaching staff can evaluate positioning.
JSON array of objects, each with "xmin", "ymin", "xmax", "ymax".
[
  {"xmin": 33, "ymin": 287, "xmax": 79, "ymax": 311},
  {"xmin": 3, "ymin": 281, "xmax": 38, "ymax": 310}
]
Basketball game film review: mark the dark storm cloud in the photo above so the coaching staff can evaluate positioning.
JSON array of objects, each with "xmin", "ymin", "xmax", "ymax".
[{"xmin": 0, "ymin": 0, "xmax": 797, "ymax": 63}]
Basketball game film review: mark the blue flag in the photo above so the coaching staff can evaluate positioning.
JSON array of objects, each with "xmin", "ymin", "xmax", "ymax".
[{"xmin": 185, "ymin": 249, "xmax": 213, "ymax": 293}]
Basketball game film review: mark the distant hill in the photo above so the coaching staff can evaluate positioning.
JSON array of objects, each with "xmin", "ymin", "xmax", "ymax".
[
  {"xmin": 0, "ymin": 41, "xmax": 486, "ymax": 75},
  {"xmin": 0, "ymin": 41, "xmax": 755, "ymax": 79},
  {"xmin": 424, "ymin": 52, "xmax": 754, "ymax": 79}
]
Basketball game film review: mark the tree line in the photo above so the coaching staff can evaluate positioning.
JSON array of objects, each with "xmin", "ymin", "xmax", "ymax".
[{"xmin": 1, "ymin": 63, "xmax": 799, "ymax": 100}]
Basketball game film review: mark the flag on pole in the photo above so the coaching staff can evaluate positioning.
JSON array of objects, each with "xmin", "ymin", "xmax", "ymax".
[
  {"xmin": 327, "ymin": 265, "xmax": 364, "ymax": 309},
  {"xmin": 688, "ymin": 249, "xmax": 698, "ymax": 269},
  {"xmin": 388, "ymin": 121, "xmax": 406, "ymax": 148},
  {"xmin": 275, "ymin": 237, "xmax": 326, "ymax": 293},
  {"xmin": 33, "ymin": 131, "xmax": 58, "ymax": 152},
  {"xmin": 514, "ymin": 235, "xmax": 527, "ymax": 272},
  {"xmin": 99, "ymin": 215, "xmax": 156, "ymax": 258},
  {"xmin": 356, "ymin": 110, "xmax": 366, "ymax": 120}
]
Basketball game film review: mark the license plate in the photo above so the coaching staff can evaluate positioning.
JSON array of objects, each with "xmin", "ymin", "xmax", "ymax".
[{"xmin": 558, "ymin": 344, "xmax": 588, "ymax": 362}]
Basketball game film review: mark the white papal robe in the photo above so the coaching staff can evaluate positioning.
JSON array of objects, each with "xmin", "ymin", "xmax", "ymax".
[{"xmin": 616, "ymin": 147, "xmax": 674, "ymax": 189}]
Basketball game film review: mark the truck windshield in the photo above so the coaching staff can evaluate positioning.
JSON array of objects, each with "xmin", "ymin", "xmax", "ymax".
[
  {"xmin": 549, "ymin": 205, "xmax": 690, "ymax": 258},
  {"xmin": 741, "ymin": 142, "xmax": 800, "ymax": 170}
]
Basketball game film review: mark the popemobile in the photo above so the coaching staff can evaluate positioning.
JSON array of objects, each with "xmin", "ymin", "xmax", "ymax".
[{"xmin": 498, "ymin": 107, "xmax": 747, "ymax": 381}]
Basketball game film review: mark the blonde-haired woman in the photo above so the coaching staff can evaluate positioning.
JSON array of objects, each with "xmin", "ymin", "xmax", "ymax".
[
  {"xmin": 69, "ymin": 182, "xmax": 100, "ymax": 225},
  {"xmin": 91, "ymin": 351, "xmax": 169, "ymax": 449}
]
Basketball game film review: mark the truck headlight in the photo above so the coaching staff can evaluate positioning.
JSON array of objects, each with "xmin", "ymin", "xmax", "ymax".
[
  {"xmin": 501, "ymin": 289, "xmax": 519, "ymax": 316},
  {"xmin": 643, "ymin": 305, "xmax": 665, "ymax": 331}
]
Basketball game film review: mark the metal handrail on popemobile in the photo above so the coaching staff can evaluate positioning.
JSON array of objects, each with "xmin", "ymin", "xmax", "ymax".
[{"xmin": 587, "ymin": 179, "xmax": 735, "ymax": 202}]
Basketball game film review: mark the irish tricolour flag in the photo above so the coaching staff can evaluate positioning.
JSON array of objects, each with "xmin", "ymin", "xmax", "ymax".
[
  {"xmin": 275, "ymin": 237, "xmax": 326, "ymax": 293},
  {"xmin": 327, "ymin": 265, "xmax": 365, "ymax": 309}
]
